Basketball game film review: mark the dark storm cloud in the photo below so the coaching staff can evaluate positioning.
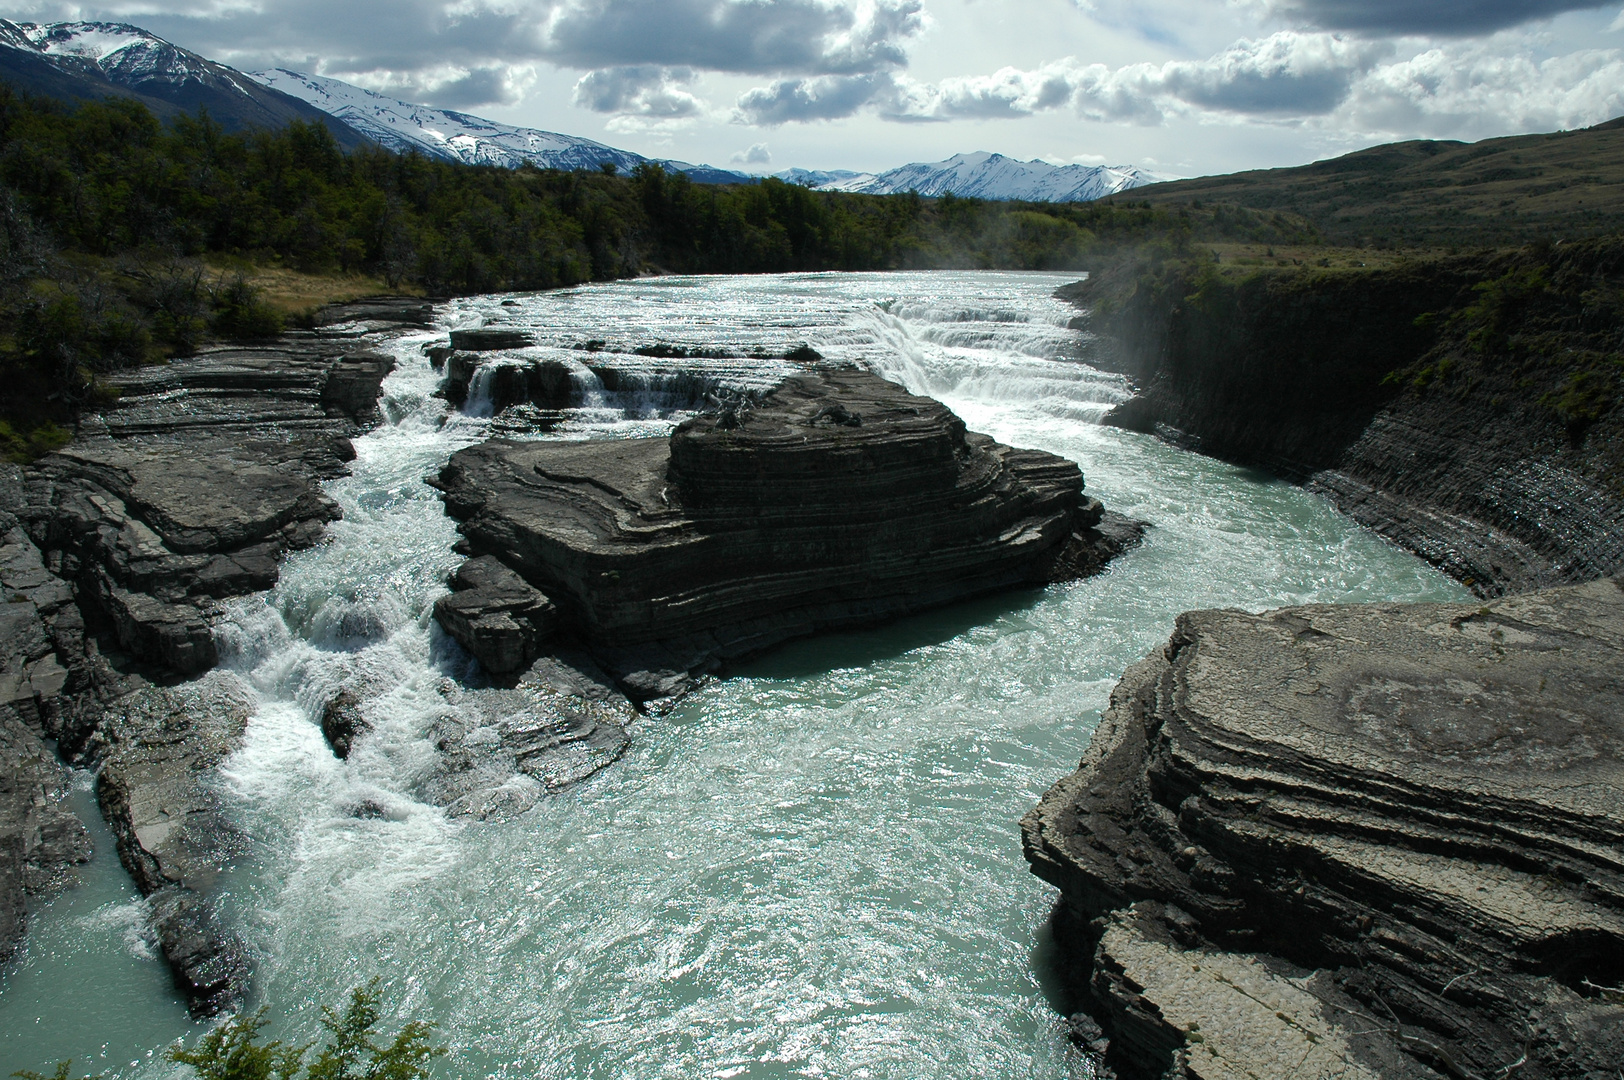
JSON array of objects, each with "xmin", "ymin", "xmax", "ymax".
[
  {"xmin": 571, "ymin": 65, "xmax": 704, "ymax": 116},
  {"xmin": 733, "ymin": 73, "xmax": 894, "ymax": 123},
  {"xmin": 1275, "ymin": 0, "xmax": 1612, "ymax": 35},
  {"xmin": 0, "ymin": 0, "xmax": 925, "ymax": 109}
]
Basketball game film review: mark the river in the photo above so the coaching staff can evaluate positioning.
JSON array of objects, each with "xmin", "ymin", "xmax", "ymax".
[{"xmin": 1, "ymin": 271, "xmax": 1468, "ymax": 1079}]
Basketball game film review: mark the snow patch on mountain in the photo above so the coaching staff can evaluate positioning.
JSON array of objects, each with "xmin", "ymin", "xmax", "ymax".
[
  {"xmin": 250, "ymin": 68, "xmax": 743, "ymax": 182},
  {"xmin": 781, "ymin": 152, "xmax": 1167, "ymax": 203}
]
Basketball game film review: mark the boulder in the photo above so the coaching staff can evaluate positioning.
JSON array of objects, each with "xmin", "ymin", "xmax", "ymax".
[
  {"xmin": 435, "ymin": 368, "xmax": 1141, "ymax": 696},
  {"xmin": 319, "ymin": 689, "xmax": 371, "ymax": 760},
  {"xmin": 93, "ymin": 674, "xmax": 255, "ymax": 1016},
  {"xmin": 1023, "ymin": 579, "xmax": 1624, "ymax": 1079},
  {"xmin": 432, "ymin": 556, "xmax": 558, "ymax": 674}
]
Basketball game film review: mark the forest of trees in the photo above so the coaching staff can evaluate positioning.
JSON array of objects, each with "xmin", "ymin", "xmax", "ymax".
[{"xmin": 0, "ymin": 84, "xmax": 1315, "ymax": 452}]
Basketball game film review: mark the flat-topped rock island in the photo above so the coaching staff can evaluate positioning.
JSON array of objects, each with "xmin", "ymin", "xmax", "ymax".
[{"xmin": 432, "ymin": 367, "xmax": 1143, "ymax": 700}]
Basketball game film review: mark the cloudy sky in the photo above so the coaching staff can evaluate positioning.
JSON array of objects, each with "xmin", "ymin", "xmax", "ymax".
[{"xmin": 6, "ymin": 0, "xmax": 1624, "ymax": 177}]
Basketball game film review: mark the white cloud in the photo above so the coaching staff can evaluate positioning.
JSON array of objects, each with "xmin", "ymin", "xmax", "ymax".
[
  {"xmin": 1338, "ymin": 41, "xmax": 1624, "ymax": 138},
  {"xmin": 737, "ymin": 31, "xmax": 1387, "ymax": 126},
  {"xmin": 730, "ymin": 141, "xmax": 772, "ymax": 164}
]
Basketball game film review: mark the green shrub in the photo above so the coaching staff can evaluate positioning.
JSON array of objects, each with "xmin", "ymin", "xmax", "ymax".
[
  {"xmin": 208, "ymin": 276, "xmax": 284, "ymax": 341},
  {"xmin": 165, "ymin": 980, "xmax": 444, "ymax": 1080}
]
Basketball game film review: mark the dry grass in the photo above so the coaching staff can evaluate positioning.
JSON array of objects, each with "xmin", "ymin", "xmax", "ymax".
[{"xmin": 206, "ymin": 261, "xmax": 419, "ymax": 316}]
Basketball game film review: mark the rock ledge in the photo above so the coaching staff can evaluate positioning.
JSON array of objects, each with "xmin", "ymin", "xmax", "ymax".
[{"xmin": 1023, "ymin": 579, "xmax": 1624, "ymax": 1079}]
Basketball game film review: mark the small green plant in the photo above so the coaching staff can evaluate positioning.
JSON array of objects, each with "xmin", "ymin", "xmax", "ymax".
[
  {"xmin": 165, "ymin": 980, "xmax": 444, "ymax": 1080},
  {"xmin": 11, "ymin": 1062, "xmax": 102, "ymax": 1080}
]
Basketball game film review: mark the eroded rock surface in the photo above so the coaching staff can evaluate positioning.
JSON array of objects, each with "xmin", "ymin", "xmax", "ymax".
[
  {"xmin": 434, "ymin": 368, "xmax": 1141, "ymax": 699},
  {"xmin": 0, "ymin": 307, "xmax": 413, "ymax": 1008},
  {"xmin": 19, "ymin": 335, "xmax": 395, "ymax": 676},
  {"xmin": 1023, "ymin": 580, "xmax": 1624, "ymax": 1079},
  {"xmin": 92, "ymin": 673, "xmax": 254, "ymax": 1015}
]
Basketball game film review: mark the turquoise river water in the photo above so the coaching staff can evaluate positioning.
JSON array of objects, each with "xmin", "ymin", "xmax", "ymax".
[{"xmin": 0, "ymin": 271, "xmax": 1468, "ymax": 1079}]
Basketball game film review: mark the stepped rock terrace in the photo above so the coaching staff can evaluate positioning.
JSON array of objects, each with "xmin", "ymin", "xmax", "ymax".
[{"xmin": 433, "ymin": 367, "xmax": 1141, "ymax": 698}]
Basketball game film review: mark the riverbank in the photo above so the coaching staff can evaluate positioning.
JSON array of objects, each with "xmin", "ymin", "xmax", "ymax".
[
  {"xmin": 0, "ymin": 297, "xmax": 425, "ymax": 1011},
  {"xmin": 1064, "ymin": 239, "xmax": 1624, "ymax": 595},
  {"xmin": 1024, "ymin": 579, "xmax": 1624, "ymax": 1079}
]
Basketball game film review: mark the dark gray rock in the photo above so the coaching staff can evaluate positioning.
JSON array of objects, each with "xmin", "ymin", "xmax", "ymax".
[
  {"xmin": 319, "ymin": 689, "xmax": 371, "ymax": 760},
  {"xmin": 93, "ymin": 674, "xmax": 254, "ymax": 1016},
  {"xmin": 312, "ymin": 296, "xmax": 438, "ymax": 328},
  {"xmin": 0, "ymin": 711, "xmax": 91, "ymax": 963},
  {"xmin": 433, "ymin": 556, "xmax": 558, "ymax": 674},
  {"xmin": 435, "ymin": 368, "xmax": 1142, "ymax": 698},
  {"xmin": 441, "ymin": 352, "xmax": 573, "ymax": 412},
  {"xmin": 321, "ymin": 350, "xmax": 397, "ymax": 424},
  {"xmin": 415, "ymin": 657, "xmax": 632, "ymax": 819},
  {"xmin": 449, "ymin": 327, "xmax": 537, "ymax": 351},
  {"xmin": 1023, "ymin": 579, "xmax": 1624, "ymax": 1079}
]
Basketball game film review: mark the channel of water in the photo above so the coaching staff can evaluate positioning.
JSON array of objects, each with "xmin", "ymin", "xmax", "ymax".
[{"xmin": 1, "ymin": 271, "xmax": 1468, "ymax": 1079}]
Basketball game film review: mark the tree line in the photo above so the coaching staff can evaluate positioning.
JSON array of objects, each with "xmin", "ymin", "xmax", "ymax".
[{"xmin": 0, "ymin": 83, "xmax": 1314, "ymax": 453}]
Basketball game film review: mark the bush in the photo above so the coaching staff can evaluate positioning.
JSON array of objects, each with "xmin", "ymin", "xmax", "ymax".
[
  {"xmin": 13, "ymin": 981, "xmax": 446, "ymax": 1080},
  {"xmin": 208, "ymin": 275, "xmax": 284, "ymax": 341},
  {"xmin": 165, "ymin": 980, "xmax": 444, "ymax": 1080}
]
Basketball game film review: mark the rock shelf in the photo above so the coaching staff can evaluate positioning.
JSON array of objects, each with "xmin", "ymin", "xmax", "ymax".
[
  {"xmin": 1022, "ymin": 579, "xmax": 1624, "ymax": 1079},
  {"xmin": 0, "ymin": 312, "xmax": 408, "ymax": 1013},
  {"xmin": 434, "ymin": 367, "xmax": 1142, "ymax": 700}
]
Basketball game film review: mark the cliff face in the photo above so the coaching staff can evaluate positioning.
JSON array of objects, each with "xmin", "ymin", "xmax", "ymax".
[
  {"xmin": 1023, "ymin": 580, "xmax": 1624, "ymax": 1079},
  {"xmin": 1079, "ymin": 240, "xmax": 1624, "ymax": 596},
  {"xmin": 434, "ymin": 368, "xmax": 1140, "ymax": 700}
]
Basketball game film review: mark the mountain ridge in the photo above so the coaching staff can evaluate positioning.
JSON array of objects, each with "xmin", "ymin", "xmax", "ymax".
[
  {"xmin": 780, "ymin": 152, "xmax": 1165, "ymax": 202},
  {"xmin": 0, "ymin": 19, "xmax": 368, "ymax": 148}
]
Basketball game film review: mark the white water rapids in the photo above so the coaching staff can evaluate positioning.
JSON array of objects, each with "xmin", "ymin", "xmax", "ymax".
[{"xmin": 1, "ymin": 271, "xmax": 1468, "ymax": 1079}]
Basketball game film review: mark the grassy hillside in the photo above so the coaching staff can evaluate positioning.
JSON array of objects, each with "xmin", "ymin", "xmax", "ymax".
[{"xmin": 1115, "ymin": 117, "xmax": 1624, "ymax": 249}]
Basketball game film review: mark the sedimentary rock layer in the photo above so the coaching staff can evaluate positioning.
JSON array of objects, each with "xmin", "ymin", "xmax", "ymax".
[
  {"xmin": 1023, "ymin": 580, "xmax": 1624, "ymax": 1079},
  {"xmin": 1070, "ymin": 243, "xmax": 1624, "ymax": 597},
  {"xmin": 0, "ymin": 307, "xmax": 410, "ymax": 1011},
  {"xmin": 435, "ymin": 368, "xmax": 1138, "ymax": 698}
]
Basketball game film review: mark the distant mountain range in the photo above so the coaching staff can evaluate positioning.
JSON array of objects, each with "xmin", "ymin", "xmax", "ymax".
[
  {"xmin": 776, "ymin": 152, "xmax": 1164, "ymax": 202},
  {"xmin": 0, "ymin": 20, "xmax": 1164, "ymax": 204}
]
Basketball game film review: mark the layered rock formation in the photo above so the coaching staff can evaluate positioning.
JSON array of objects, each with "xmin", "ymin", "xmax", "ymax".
[
  {"xmin": 0, "ymin": 307, "xmax": 411, "ymax": 1012},
  {"xmin": 434, "ymin": 367, "xmax": 1140, "ymax": 699},
  {"xmin": 1023, "ymin": 580, "xmax": 1624, "ymax": 1079},
  {"xmin": 1070, "ymin": 241, "xmax": 1624, "ymax": 597}
]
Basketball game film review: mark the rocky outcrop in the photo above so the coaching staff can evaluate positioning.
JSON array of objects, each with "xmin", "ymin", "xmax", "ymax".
[
  {"xmin": 92, "ymin": 675, "xmax": 254, "ymax": 1015},
  {"xmin": 0, "ymin": 304, "xmax": 414, "ymax": 1009},
  {"xmin": 16, "ymin": 335, "xmax": 395, "ymax": 678},
  {"xmin": 1072, "ymin": 240, "xmax": 1624, "ymax": 597},
  {"xmin": 434, "ymin": 367, "xmax": 1140, "ymax": 699},
  {"xmin": 0, "ymin": 713, "xmax": 90, "ymax": 963},
  {"xmin": 319, "ymin": 689, "xmax": 370, "ymax": 760},
  {"xmin": 0, "ymin": 466, "xmax": 99, "ymax": 961},
  {"xmin": 431, "ymin": 556, "xmax": 559, "ymax": 674},
  {"xmin": 1022, "ymin": 580, "xmax": 1624, "ymax": 1079}
]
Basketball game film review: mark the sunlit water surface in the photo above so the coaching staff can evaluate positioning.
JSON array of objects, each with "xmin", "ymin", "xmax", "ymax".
[{"xmin": 1, "ymin": 272, "xmax": 1468, "ymax": 1078}]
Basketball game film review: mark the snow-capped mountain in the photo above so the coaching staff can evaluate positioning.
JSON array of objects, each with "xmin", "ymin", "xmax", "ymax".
[
  {"xmin": 781, "ymin": 152, "xmax": 1166, "ymax": 203},
  {"xmin": 775, "ymin": 168, "xmax": 878, "ymax": 192},
  {"xmin": 0, "ymin": 21, "xmax": 368, "ymax": 147},
  {"xmin": 251, "ymin": 68, "xmax": 747, "ymax": 183}
]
